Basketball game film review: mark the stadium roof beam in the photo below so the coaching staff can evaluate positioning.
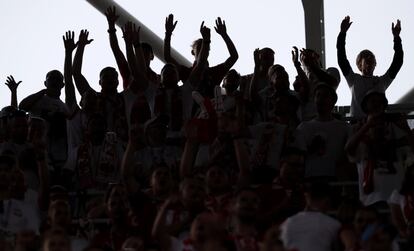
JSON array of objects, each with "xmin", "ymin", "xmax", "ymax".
[{"xmin": 85, "ymin": 0, "xmax": 192, "ymax": 67}]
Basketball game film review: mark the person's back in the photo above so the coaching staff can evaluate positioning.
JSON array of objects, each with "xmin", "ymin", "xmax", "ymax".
[
  {"xmin": 280, "ymin": 182, "xmax": 341, "ymax": 251},
  {"xmin": 280, "ymin": 211, "xmax": 341, "ymax": 251}
]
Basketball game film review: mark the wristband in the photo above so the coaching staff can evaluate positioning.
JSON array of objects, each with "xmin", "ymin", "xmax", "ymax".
[{"xmin": 107, "ymin": 28, "xmax": 117, "ymax": 33}]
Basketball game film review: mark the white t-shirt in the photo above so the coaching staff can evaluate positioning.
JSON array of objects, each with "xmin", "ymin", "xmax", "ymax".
[
  {"xmin": 349, "ymin": 122, "xmax": 413, "ymax": 206},
  {"xmin": 248, "ymin": 122, "xmax": 287, "ymax": 170},
  {"xmin": 280, "ymin": 211, "xmax": 341, "ymax": 251},
  {"xmin": 345, "ymin": 72, "xmax": 393, "ymax": 118},
  {"xmin": 0, "ymin": 198, "xmax": 41, "ymax": 234},
  {"xmin": 388, "ymin": 190, "xmax": 408, "ymax": 222},
  {"xmin": 298, "ymin": 119, "xmax": 350, "ymax": 177}
]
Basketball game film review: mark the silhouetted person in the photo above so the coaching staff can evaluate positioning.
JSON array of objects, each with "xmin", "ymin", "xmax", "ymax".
[
  {"xmin": 337, "ymin": 16, "xmax": 403, "ymax": 118},
  {"xmin": 164, "ymin": 14, "xmax": 238, "ymax": 98}
]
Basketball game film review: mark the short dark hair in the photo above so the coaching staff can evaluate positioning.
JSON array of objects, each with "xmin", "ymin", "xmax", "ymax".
[{"xmin": 99, "ymin": 67, "xmax": 118, "ymax": 79}]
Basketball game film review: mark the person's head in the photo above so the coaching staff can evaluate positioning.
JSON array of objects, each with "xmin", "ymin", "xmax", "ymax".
[
  {"xmin": 300, "ymin": 49, "xmax": 320, "ymax": 68},
  {"xmin": 304, "ymin": 182, "xmax": 332, "ymax": 212},
  {"xmin": 99, "ymin": 67, "xmax": 119, "ymax": 93},
  {"xmin": 314, "ymin": 83, "xmax": 338, "ymax": 115},
  {"xmin": 363, "ymin": 224, "xmax": 396, "ymax": 251},
  {"xmin": 42, "ymin": 228, "xmax": 71, "ymax": 251},
  {"xmin": 258, "ymin": 48, "xmax": 275, "ymax": 72},
  {"xmin": 8, "ymin": 167, "xmax": 26, "ymax": 199},
  {"xmin": 8, "ymin": 109, "xmax": 28, "ymax": 144},
  {"xmin": 356, "ymin": 50, "xmax": 377, "ymax": 76},
  {"xmin": 86, "ymin": 113, "xmax": 107, "ymax": 144},
  {"xmin": 233, "ymin": 188, "xmax": 260, "ymax": 223},
  {"xmin": 292, "ymin": 75, "xmax": 309, "ymax": 98},
  {"xmin": 278, "ymin": 148, "xmax": 305, "ymax": 186},
  {"xmin": 354, "ymin": 206, "xmax": 379, "ymax": 237},
  {"xmin": 144, "ymin": 115, "xmax": 168, "ymax": 147},
  {"xmin": 191, "ymin": 39, "xmax": 203, "ymax": 58},
  {"xmin": 268, "ymin": 65, "xmax": 289, "ymax": 91},
  {"xmin": 122, "ymin": 236, "xmax": 145, "ymax": 251},
  {"xmin": 141, "ymin": 42, "xmax": 154, "ymax": 67},
  {"xmin": 49, "ymin": 185, "xmax": 69, "ymax": 203},
  {"xmin": 179, "ymin": 178, "xmax": 206, "ymax": 211},
  {"xmin": 222, "ymin": 69, "xmax": 240, "ymax": 95},
  {"xmin": 0, "ymin": 155, "xmax": 15, "ymax": 196},
  {"xmin": 361, "ymin": 91, "xmax": 388, "ymax": 115},
  {"xmin": 48, "ymin": 200, "xmax": 71, "ymax": 228},
  {"xmin": 160, "ymin": 63, "xmax": 179, "ymax": 88},
  {"xmin": 150, "ymin": 167, "xmax": 172, "ymax": 195},
  {"xmin": 326, "ymin": 67, "xmax": 341, "ymax": 90},
  {"xmin": 190, "ymin": 212, "xmax": 225, "ymax": 245},
  {"xmin": 262, "ymin": 226, "xmax": 285, "ymax": 251},
  {"xmin": 105, "ymin": 183, "xmax": 128, "ymax": 220},
  {"xmin": 44, "ymin": 70, "xmax": 64, "ymax": 98},
  {"xmin": 205, "ymin": 165, "xmax": 230, "ymax": 194}
]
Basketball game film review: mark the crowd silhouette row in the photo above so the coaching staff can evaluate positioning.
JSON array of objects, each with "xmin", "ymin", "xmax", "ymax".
[{"xmin": 0, "ymin": 7, "xmax": 412, "ymax": 251}]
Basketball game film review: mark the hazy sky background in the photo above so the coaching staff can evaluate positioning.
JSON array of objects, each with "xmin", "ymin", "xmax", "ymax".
[{"xmin": 0, "ymin": 0, "xmax": 412, "ymax": 108}]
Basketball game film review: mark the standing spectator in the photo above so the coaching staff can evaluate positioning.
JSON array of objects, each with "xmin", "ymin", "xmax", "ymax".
[
  {"xmin": 298, "ymin": 84, "xmax": 349, "ymax": 179},
  {"xmin": 336, "ymin": 16, "xmax": 403, "ymax": 118}
]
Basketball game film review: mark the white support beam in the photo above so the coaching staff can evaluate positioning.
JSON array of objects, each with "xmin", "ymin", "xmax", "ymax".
[{"xmin": 85, "ymin": 0, "xmax": 192, "ymax": 67}]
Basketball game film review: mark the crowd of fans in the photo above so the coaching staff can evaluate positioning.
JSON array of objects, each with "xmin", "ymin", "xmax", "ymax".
[{"xmin": 0, "ymin": 7, "xmax": 411, "ymax": 251}]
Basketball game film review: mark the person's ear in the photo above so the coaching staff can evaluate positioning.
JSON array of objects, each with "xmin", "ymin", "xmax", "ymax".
[
  {"xmin": 191, "ymin": 49, "xmax": 195, "ymax": 56},
  {"xmin": 44, "ymin": 81, "xmax": 48, "ymax": 88}
]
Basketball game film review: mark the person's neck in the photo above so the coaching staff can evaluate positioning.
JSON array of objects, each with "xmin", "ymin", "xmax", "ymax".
[
  {"xmin": 316, "ymin": 113, "xmax": 334, "ymax": 121},
  {"xmin": 101, "ymin": 89, "xmax": 117, "ymax": 96}
]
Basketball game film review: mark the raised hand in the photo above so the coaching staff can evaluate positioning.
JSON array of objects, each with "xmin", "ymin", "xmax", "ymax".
[
  {"xmin": 392, "ymin": 19, "xmax": 401, "ymax": 37},
  {"xmin": 253, "ymin": 48, "xmax": 260, "ymax": 67},
  {"xmin": 77, "ymin": 29, "xmax": 93, "ymax": 47},
  {"xmin": 105, "ymin": 6, "xmax": 119, "ymax": 28},
  {"xmin": 340, "ymin": 16, "xmax": 352, "ymax": 33},
  {"xmin": 214, "ymin": 17, "xmax": 227, "ymax": 36},
  {"xmin": 200, "ymin": 21, "xmax": 211, "ymax": 41},
  {"xmin": 63, "ymin": 31, "xmax": 77, "ymax": 53},
  {"xmin": 131, "ymin": 24, "xmax": 141, "ymax": 46},
  {"xmin": 165, "ymin": 14, "xmax": 177, "ymax": 36},
  {"xmin": 292, "ymin": 46, "xmax": 300, "ymax": 66},
  {"xmin": 5, "ymin": 75, "xmax": 21, "ymax": 92},
  {"xmin": 122, "ymin": 21, "xmax": 134, "ymax": 43}
]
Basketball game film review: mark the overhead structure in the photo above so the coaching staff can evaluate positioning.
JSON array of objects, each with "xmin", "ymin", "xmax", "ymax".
[
  {"xmin": 85, "ymin": 0, "xmax": 192, "ymax": 67},
  {"xmin": 301, "ymin": 0, "xmax": 326, "ymax": 68}
]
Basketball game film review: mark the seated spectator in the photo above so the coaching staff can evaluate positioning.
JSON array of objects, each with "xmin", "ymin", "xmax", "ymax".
[
  {"xmin": 346, "ymin": 91, "xmax": 414, "ymax": 206},
  {"xmin": 337, "ymin": 16, "xmax": 403, "ymax": 118},
  {"xmin": 280, "ymin": 182, "xmax": 341, "ymax": 251}
]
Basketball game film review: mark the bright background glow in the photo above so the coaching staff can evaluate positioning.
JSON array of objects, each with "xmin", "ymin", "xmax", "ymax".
[{"xmin": 0, "ymin": 0, "xmax": 412, "ymax": 108}]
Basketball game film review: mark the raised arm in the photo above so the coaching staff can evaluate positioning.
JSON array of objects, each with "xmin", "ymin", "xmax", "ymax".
[
  {"xmin": 72, "ymin": 29, "xmax": 94, "ymax": 96},
  {"xmin": 5, "ymin": 75, "xmax": 21, "ymax": 108},
  {"xmin": 248, "ymin": 49, "xmax": 261, "ymax": 102},
  {"xmin": 186, "ymin": 22, "xmax": 210, "ymax": 88},
  {"xmin": 214, "ymin": 17, "xmax": 238, "ymax": 70},
  {"xmin": 180, "ymin": 122, "xmax": 200, "ymax": 179},
  {"xmin": 122, "ymin": 22, "xmax": 149, "ymax": 92},
  {"xmin": 164, "ymin": 14, "xmax": 180, "ymax": 66},
  {"xmin": 152, "ymin": 197, "xmax": 176, "ymax": 251},
  {"xmin": 336, "ymin": 16, "xmax": 353, "ymax": 78},
  {"xmin": 385, "ymin": 19, "xmax": 403, "ymax": 80},
  {"xmin": 63, "ymin": 31, "xmax": 78, "ymax": 112},
  {"xmin": 105, "ymin": 6, "xmax": 131, "ymax": 89},
  {"xmin": 301, "ymin": 48, "xmax": 338, "ymax": 88}
]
